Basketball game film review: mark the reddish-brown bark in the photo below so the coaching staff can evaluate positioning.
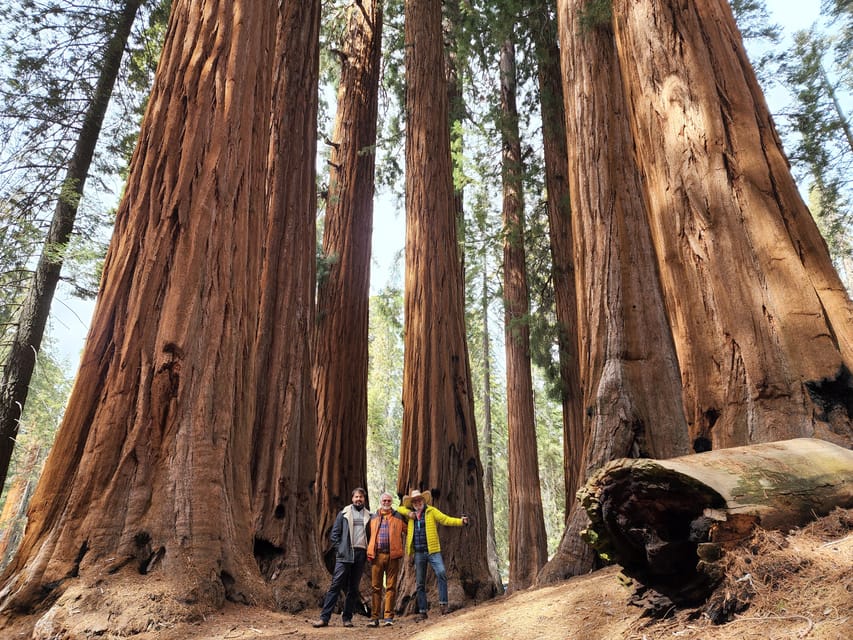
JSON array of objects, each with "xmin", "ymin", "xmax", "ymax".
[
  {"xmin": 0, "ymin": 0, "xmax": 285, "ymax": 630},
  {"xmin": 539, "ymin": 0, "xmax": 690, "ymax": 584},
  {"xmin": 499, "ymin": 38, "xmax": 548, "ymax": 592},
  {"xmin": 251, "ymin": 0, "xmax": 325, "ymax": 608},
  {"xmin": 313, "ymin": 0, "xmax": 383, "ymax": 564},
  {"xmin": 397, "ymin": 0, "xmax": 500, "ymax": 610},
  {"xmin": 530, "ymin": 0, "xmax": 583, "ymax": 519},
  {"xmin": 610, "ymin": 0, "xmax": 853, "ymax": 448}
]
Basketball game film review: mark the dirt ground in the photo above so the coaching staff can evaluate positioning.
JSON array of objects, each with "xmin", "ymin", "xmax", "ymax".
[{"xmin": 3, "ymin": 510, "xmax": 851, "ymax": 640}]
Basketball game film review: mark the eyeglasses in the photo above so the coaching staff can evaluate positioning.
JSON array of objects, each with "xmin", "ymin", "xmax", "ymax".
[{"xmin": 381, "ymin": 499, "xmax": 392, "ymax": 503}]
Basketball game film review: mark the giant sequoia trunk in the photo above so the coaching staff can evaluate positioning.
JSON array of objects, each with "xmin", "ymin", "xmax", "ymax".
[
  {"xmin": 610, "ymin": 0, "xmax": 853, "ymax": 449},
  {"xmin": 313, "ymin": 0, "xmax": 382, "ymax": 566},
  {"xmin": 0, "ymin": 0, "xmax": 280, "ymax": 631},
  {"xmin": 251, "ymin": 1, "xmax": 325, "ymax": 609},
  {"xmin": 539, "ymin": 0, "xmax": 690, "ymax": 584},
  {"xmin": 0, "ymin": 0, "xmax": 143, "ymax": 491},
  {"xmin": 397, "ymin": 0, "xmax": 501, "ymax": 611},
  {"xmin": 530, "ymin": 0, "xmax": 582, "ymax": 524},
  {"xmin": 500, "ymin": 38, "xmax": 548, "ymax": 592}
]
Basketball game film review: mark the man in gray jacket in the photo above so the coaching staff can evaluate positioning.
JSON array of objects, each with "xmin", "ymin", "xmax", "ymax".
[{"xmin": 312, "ymin": 487, "xmax": 370, "ymax": 627}]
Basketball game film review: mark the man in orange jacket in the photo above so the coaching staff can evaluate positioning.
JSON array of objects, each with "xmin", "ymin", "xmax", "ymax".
[{"xmin": 365, "ymin": 492, "xmax": 408, "ymax": 627}]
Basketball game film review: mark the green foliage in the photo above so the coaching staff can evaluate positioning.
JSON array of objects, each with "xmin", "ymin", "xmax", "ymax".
[
  {"xmin": 102, "ymin": 0, "xmax": 171, "ymax": 181},
  {"xmin": 316, "ymin": 250, "xmax": 339, "ymax": 289},
  {"xmin": 783, "ymin": 29, "xmax": 852, "ymax": 278},
  {"xmin": 0, "ymin": 0, "xmax": 167, "ymax": 315},
  {"xmin": 579, "ymin": 0, "xmax": 612, "ymax": 32},
  {"xmin": 366, "ymin": 286, "xmax": 404, "ymax": 502},
  {"xmin": 0, "ymin": 337, "xmax": 72, "ymax": 515}
]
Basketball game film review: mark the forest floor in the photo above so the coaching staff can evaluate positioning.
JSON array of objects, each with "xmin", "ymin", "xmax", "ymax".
[{"xmin": 4, "ymin": 509, "xmax": 851, "ymax": 640}]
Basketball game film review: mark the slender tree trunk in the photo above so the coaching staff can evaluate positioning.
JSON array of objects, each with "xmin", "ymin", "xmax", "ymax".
[
  {"xmin": 539, "ymin": 0, "xmax": 690, "ymax": 584},
  {"xmin": 251, "ymin": 0, "xmax": 325, "ymax": 609},
  {"xmin": 481, "ymin": 263, "xmax": 501, "ymax": 583},
  {"xmin": 530, "ymin": 0, "xmax": 583, "ymax": 520},
  {"xmin": 313, "ymin": 0, "xmax": 382, "ymax": 567},
  {"xmin": 499, "ymin": 38, "xmax": 548, "ymax": 592},
  {"xmin": 0, "ymin": 0, "xmax": 278, "ymax": 630},
  {"xmin": 397, "ymin": 0, "xmax": 500, "ymax": 611},
  {"xmin": 610, "ymin": 0, "xmax": 853, "ymax": 449},
  {"xmin": 0, "ymin": 0, "xmax": 143, "ymax": 491}
]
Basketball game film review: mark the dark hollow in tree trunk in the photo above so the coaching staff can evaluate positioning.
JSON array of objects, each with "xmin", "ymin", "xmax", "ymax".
[{"xmin": 579, "ymin": 438, "xmax": 853, "ymax": 603}]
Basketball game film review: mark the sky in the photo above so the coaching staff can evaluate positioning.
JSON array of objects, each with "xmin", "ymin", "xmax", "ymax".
[{"xmin": 49, "ymin": 0, "xmax": 829, "ymax": 373}]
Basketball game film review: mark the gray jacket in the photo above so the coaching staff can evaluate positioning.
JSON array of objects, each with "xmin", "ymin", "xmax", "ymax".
[{"xmin": 329, "ymin": 504, "xmax": 371, "ymax": 563}]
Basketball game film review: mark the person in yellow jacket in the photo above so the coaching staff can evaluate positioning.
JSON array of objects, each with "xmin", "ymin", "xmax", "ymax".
[
  {"xmin": 365, "ymin": 492, "xmax": 408, "ymax": 627},
  {"xmin": 398, "ymin": 489, "xmax": 469, "ymax": 620}
]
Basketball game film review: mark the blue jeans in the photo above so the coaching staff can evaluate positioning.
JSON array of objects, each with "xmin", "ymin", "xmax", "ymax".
[
  {"xmin": 414, "ymin": 551, "xmax": 447, "ymax": 613},
  {"xmin": 319, "ymin": 548, "xmax": 367, "ymax": 622}
]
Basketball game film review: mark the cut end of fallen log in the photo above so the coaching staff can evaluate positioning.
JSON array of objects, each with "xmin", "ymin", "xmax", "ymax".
[{"xmin": 578, "ymin": 438, "xmax": 853, "ymax": 603}]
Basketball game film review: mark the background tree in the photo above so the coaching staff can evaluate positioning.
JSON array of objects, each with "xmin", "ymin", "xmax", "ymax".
[
  {"xmin": 498, "ymin": 32, "xmax": 548, "ymax": 590},
  {"xmin": 0, "ymin": 342, "xmax": 71, "ymax": 569},
  {"xmin": 0, "ymin": 0, "xmax": 144, "ymax": 491},
  {"xmin": 781, "ymin": 28, "xmax": 852, "ymax": 284},
  {"xmin": 0, "ymin": 0, "xmax": 283, "ymax": 630},
  {"xmin": 313, "ymin": 0, "xmax": 383, "ymax": 561},
  {"xmin": 397, "ymin": 0, "xmax": 501, "ymax": 610},
  {"xmin": 366, "ymin": 286, "xmax": 405, "ymax": 500},
  {"xmin": 528, "ymin": 0, "xmax": 582, "ymax": 519}
]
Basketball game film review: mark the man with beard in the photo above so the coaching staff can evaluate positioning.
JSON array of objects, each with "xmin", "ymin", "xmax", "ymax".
[{"xmin": 313, "ymin": 488, "xmax": 371, "ymax": 627}]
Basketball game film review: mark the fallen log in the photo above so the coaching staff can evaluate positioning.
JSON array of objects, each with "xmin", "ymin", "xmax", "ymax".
[{"xmin": 578, "ymin": 438, "xmax": 853, "ymax": 603}]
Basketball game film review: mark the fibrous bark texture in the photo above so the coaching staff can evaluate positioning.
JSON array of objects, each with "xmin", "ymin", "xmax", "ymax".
[
  {"xmin": 251, "ymin": 0, "xmax": 325, "ymax": 610},
  {"xmin": 313, "ymin": 0, "xmax": 382, "ymax": 566},
  {"xmin": 0, "ymin": 0, "xmax": 282, "ymax": 632},
  {"xmin": 398, "ymin": 0, "xmax": 500, "ymax": 611},
  {"xmin": 540, "ymin": 0, "xmax": 690, "ymax": 584},
  {"xmin": 530, "ymin": 0, "xmax": 582, "ymax": 525},
  {"xmin": 610, "ymin": 0, "xmax": 853, "ymax": 449},
  {"xmin": 580, "ymin": 438, "xmax": 853, "ymax": 602},
  {"xmin": 500, "ymin": 38, "xmax": 548, "ymax": 592}
]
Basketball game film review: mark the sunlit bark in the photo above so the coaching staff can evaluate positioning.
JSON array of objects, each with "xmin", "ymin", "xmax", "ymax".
[
  {"xmin": 0, "ymin": 0, "xmax": 278, "ymax": 630},
  {"xmin": 540, "ymin": 0, "xmax": 690, "ymax": 584},
  {"xmin": 611, "ymin": 0, "xmax": 853, "ymax": 448}
]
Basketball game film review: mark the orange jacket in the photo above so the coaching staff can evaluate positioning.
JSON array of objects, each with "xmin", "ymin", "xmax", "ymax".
[{"xmin": 366, "ymin": 509, "xmax": 407, "ymax": 560}]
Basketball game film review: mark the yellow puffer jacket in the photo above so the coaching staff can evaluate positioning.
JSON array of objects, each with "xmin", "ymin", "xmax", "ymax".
[{"xmin": 398, "ymin": 504, "xmax": 464, "ymax": 555}]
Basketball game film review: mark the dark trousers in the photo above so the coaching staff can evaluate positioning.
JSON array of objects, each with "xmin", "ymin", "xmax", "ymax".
[{"xmin": 319, "ymin": 548, "xmax": 367, "ymax": 622}]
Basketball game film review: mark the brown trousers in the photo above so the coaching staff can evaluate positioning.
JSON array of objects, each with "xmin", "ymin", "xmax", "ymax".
[{"xmin": 370, "ymin": 552, "xmax": 401, "ymax": 620}]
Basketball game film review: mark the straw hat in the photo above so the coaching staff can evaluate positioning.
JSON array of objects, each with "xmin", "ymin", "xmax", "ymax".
[{"xmin": 402, "ymin": 489, "xmax": 432, "ymax": 508}]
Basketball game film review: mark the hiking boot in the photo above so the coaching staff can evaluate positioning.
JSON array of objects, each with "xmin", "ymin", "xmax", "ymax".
[
  {"xmin": 312, "ymin": 619, "xmax": 328, "ymax": 628},
  {"xmin": 342, "ymin": 619, "xmax": 354, "ymax": 627},
  {"xmin": 382, "ymin": 619, "xmax": 395, "ymax": 626},
  {"xmin": 439, "ymin": 603, "xmax": 449, "ymax": 615},
  {"xmin": 414, "ymin": 611, "xmax": 428, "ymax": 622},
  {"xmin": 367, "ymin": 619, "xmax": 380, "ymax": 627}
]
